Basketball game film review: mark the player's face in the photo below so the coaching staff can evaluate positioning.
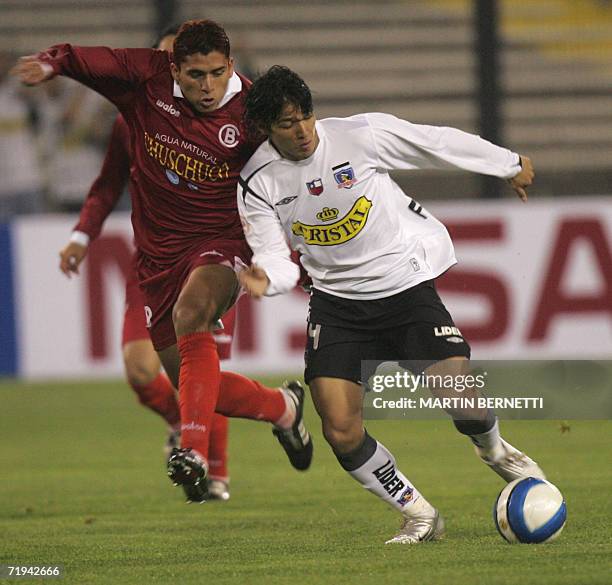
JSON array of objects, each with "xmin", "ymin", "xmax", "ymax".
[
  {"xmin": 269, "ymin": 104, "xmax": 318, "ymax": 161},
  {"xmin": 171, "ymin": 51, "xmax": 234, "ymax": 114}
]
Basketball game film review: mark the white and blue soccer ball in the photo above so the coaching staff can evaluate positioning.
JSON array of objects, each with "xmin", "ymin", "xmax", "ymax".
[{"xmin": 494, "ymin": 477, "xmax": 567, "ymax": 543}]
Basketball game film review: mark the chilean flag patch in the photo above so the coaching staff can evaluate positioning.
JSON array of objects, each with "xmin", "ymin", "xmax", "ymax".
[{"xmin": 306, "ymin": 178, "xmax": 324, "ymax": 196}]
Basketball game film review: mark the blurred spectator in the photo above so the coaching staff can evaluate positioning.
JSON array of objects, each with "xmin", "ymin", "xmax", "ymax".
[
  {"xmin": 232, "ymin": 38, "xmax": 257, "ymax": 81},
  {"xmin": 0, "ymin": 50, "xmax": 43, "ymax": 221},
  {"xmin": 34, "ymin": 78, "xmax": 115, "ymax": 212}
]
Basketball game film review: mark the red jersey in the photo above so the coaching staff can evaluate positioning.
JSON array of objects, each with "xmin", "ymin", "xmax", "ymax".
[
  {"xmin": 74, "ymin": 114, "xmax": 130, "ymax": 240},
  {"xmin": 40, "ymin": 45, "xmax": 257, "ymax": 266}
]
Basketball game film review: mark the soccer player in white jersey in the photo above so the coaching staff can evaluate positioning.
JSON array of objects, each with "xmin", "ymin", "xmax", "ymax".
[{"xmin": 237, "ymin": 66, "xmax": 545, "ymax": 544}]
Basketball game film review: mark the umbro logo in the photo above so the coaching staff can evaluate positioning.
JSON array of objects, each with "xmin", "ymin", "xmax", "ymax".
[
  {"xmin": 276, "ymin": 196, "xmax": 298, "ymax": 206},
  {"xmin": 156, "ymin": 99, "xmax": 180, "ymax": 117}
]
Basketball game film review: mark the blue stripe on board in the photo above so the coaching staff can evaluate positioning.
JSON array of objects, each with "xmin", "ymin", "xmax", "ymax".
[{"xmin": 0, "ymin": 223, "xmax": 18, "ymax": 376}]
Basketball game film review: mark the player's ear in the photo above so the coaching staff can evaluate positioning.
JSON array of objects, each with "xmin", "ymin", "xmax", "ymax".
[
  {"xmin": 227, "ymin": 57, "xmax": 235, "ymax": 76},
  {"xmin": 170, "ymin": 61, "xmax": 180, "ymax": 82}
]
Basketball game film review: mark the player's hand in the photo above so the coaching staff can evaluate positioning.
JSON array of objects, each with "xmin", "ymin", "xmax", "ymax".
[
  {"xmin": 238, "ymin": 265, "xmax": 270, "ymax": 299},
  {"xmin": 59, "ymin": 242, "xmax": 88, "ymax": 278},
  {"xmin": 10, "ymin": 56, "xmax": 53, "ymax": 86},
  {"xmin": 508, "ymin": 155, "xmax": 534, "ymax": 202}
]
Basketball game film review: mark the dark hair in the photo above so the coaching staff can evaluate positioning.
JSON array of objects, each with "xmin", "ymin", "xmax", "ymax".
[
  {"xmin": 152, "ymin": 24, "xmax": 180, "ymax": 49},
  {"xmin": 173, "ymin": 19, "xmax": 230, "ymax": 64},
  {"xmin": 244, "ymin": 66, "xmax": 313, "ymax": 136}
]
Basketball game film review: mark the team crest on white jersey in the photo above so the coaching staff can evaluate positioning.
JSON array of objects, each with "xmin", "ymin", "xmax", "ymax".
[
  {"xmin": 218, "ymin": 124, "xmax": 240, "ymax": 148},
  {"xmin": 332, "ymin": 161, "xmax": 357, "ymax": 189}
]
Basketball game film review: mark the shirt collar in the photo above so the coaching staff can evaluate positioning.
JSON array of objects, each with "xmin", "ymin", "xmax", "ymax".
[
  {"xmin": 172, "ymin": 72, "xmax": 242, "ymax": 110},
  {"xmin": 173, "ymin": 80, "xmax": 183, "ymax": 98}
]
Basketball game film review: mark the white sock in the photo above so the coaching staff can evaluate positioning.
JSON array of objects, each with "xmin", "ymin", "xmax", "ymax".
[
  {"xmin": 273, "ymin": 388, "xmax": 296, "ymax": 429},
  {"xmin": 470, "ymin": 418, "xmax": 503, "ymax": 456},
  {"xmin": 348, "ymin": 441, "xmax": 427, "ymax": 514}
]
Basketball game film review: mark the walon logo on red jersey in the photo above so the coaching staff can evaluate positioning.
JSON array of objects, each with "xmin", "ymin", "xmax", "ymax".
[{"xmin": 156, "ymin": 99, "xmax": 180, "ymax": 117}]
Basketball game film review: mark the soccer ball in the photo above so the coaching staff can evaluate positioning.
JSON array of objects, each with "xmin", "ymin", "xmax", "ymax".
[{"xmin": 494, "ymin": 477, "xmax": 567, "ymax": 543}]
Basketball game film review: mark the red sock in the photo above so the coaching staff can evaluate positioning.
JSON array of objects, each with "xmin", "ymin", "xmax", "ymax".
[
  {"xmin": 215, "ymin": 371, "xmax": 287, "ymax": 423},
  {"xmin": 131, "ymin": 372, "xmax": 180, "ymax": 427},
  {"xmin": 208, "ymin": 414, "xmax": 229, "ymax": 480},
  {"xmin": 178, "ymin": 332, "xmax": 220, "ymax": 461}
]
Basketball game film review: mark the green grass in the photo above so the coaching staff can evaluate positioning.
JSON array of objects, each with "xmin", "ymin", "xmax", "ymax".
[{"xmin": 1, "ymin": 378, "xmax": 610, "ymax": 585}]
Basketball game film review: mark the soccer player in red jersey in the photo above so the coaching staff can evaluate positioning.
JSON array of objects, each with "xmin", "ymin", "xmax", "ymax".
[
  {"xmin": 14, "ymin": 19, "xmax": 313, "ymax": 502},
  {"xmin": 57, "ymin": 27, "xmax": 233, "ymax": 501}
]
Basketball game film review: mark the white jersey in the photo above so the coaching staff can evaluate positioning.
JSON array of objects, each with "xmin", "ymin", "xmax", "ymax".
[{"xmin": 238, "ymin": 113, "xmax": 521, "ymax": 299}]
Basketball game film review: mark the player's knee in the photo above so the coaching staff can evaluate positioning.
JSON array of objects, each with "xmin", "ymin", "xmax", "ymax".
[
  {"xmin": 321, "ymin": 418, "xmax": 363, "ymax": 452},
  {"xmin": 172, "ymin": 297, "xmax": 218, "ymax": 335},
  {"xmin": 123, "ymin": 343, "xmax": 160, "ymax": 387},
  {"xmin": 124, "ymin": 357, "xmax": 158, "ymax": 388}
]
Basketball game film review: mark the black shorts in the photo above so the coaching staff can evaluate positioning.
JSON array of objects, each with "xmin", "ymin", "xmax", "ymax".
[{"xmin": 304, "ymin": 280, "xmax": 471, "ymax": 385}]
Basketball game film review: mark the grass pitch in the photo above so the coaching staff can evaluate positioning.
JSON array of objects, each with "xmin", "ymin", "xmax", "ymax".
[{"xmin": 1, "ymin": 377, "xmax": 610, "ymax": 585}]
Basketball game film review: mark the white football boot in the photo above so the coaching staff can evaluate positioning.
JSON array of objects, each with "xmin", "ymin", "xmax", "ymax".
[
  {"xmin": 476, "ymin": 438, "xmax": 546, "ymax": 482},
  {"xmin": 207, "ymin": 479, "xmax": 230, "ymax": 501},
  {"xmin": 385, "ymin": 497, "xmax": 445, "ymax": 545}
]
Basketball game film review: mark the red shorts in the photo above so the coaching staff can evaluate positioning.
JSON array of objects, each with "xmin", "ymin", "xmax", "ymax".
[
  {"xmin": 122, "ymin": 252, "xmax": 237, "ymax": 359},
  {"xmin": 137, "ymin": 239, "xmax": 250, "ymax": 351}
]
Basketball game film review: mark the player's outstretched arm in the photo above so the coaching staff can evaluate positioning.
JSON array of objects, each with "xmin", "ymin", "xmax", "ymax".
[
  {"xmin": 59, "ymin": 115, "xmax": 131, "ymax": 279},
  {"xmin": 507, "ymin": 155, "xmax": 534, "ymax": 202},
  {"xmin": 13, "ymin": 45, "xmax": 165, "ymax": 107},
  {"xmin": 74, "ymin": 115, "xmax": 131, "ymax": 240},
  {"xmin": 237, "ymin": 178, "xmax": 299, "ymax": 296},
  {"xmin": 367, "ymin": 113, "xmax": 533, "ymax": 195},
  {"xmin": 59, "ymin": 241, "xmax": 88, "ymax": 278}
]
